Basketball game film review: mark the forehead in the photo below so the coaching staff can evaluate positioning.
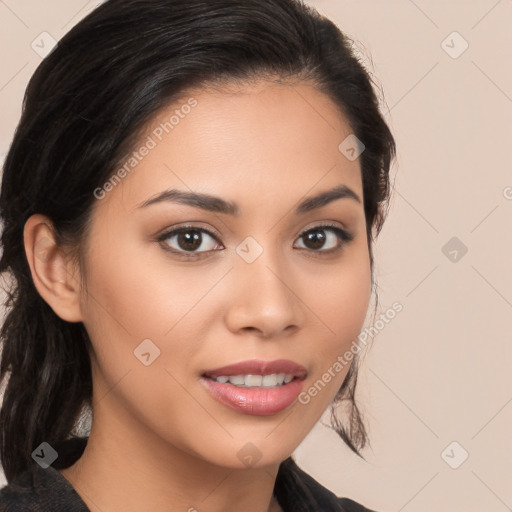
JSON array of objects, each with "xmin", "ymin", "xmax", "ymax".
[{"xmin": 100, "ymin": 80, "xmax": 363, "ymax": 213}]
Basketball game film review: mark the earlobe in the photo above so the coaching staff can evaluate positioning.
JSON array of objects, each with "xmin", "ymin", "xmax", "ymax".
[{"xmin": 23, "ymin": 214, "xmax": 84, "ymax": 323}]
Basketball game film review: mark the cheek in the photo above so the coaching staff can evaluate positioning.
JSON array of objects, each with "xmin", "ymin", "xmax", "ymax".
[
  {"xmin": 310, "ymin": 243, "xmax": 371, "ymax": 346},
  {"xmin": 77, "ymin": 236, "xmax": 215, "ymax": 445},
  {"xmin": 78, "ymin": 230, "xmax": 228, "ymax": 393},
  {"xmin": 300, "ymin": 243, "xmax": 371, "ymax": 398},
  {"xmin": 77, "ymin": 230, "xmax": 171, "ymax": 391},
  {"xmin": 80, "ymin": 231, "xmax": 204, "ymax": 339}
]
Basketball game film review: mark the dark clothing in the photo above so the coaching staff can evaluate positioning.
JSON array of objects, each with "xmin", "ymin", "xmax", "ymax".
[{"xmin": 0, "ymin": 437, "xmax": 377, "ymax": 511}]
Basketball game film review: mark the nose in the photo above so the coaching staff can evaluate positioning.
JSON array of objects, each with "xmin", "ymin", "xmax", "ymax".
[{"xmin": 223, "ymin": 248, "xmax": 305, "ymax": 339}]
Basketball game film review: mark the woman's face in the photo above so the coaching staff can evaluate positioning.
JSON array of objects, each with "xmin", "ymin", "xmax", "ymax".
[{"xmin": 78, "ymin": 79, "xmax": 371, "ymax": 468}]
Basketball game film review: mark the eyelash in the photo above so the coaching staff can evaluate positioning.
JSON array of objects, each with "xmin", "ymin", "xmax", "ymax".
[{"xmin": 157, "ymin": 223, "xmax": 354, "ymax": 260}]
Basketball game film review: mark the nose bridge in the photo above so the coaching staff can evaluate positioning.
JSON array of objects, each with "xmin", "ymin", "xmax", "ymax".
[{"xmin": 225, "ymin": 236, "xmax": 302, "ymax": 336}]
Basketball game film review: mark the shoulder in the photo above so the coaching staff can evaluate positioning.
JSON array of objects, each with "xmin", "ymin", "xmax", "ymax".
[
  {"xmin": 0, "ymin": 462, "xmax": 89, "ymax": 511},
  {"xmin": 276, "ymin": 456, "xmax": 381, "ymax": 512},
  {"xmin": 338, "ymin": 497, "xmax": 380, "ymax": 512},
  {"xmin": 0, "ymin": 466, "xmax": 38, "ymax": 512}
]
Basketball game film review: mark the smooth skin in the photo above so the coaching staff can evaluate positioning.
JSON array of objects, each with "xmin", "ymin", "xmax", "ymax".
[{"xmin": 23, "ymin": 79, "xmax": 372, "ymax": 512}]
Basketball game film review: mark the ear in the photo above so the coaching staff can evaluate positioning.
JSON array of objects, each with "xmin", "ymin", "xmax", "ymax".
[{"xmin": 23, "ymin": 214, "xmax": 84, "ymax": 323}]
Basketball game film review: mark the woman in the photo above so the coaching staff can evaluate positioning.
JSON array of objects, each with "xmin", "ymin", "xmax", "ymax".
[{"xmin": 0, "ymin": 0, "xmax": 395, "ymax": 510}]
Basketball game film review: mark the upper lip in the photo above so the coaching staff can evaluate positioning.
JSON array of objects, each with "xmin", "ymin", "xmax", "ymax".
[{"xmin": 202, "ymin": 359, "xmax": 307, "ymax": 379}]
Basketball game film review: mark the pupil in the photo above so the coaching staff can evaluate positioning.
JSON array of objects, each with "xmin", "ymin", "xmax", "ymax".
[
  {"xmin": 178, "ymin": 230, "xmax": 201, "ymax": 251},
  {"xmin": 305, "ymin": 230, "xmax": 325, "ymax": 249}
]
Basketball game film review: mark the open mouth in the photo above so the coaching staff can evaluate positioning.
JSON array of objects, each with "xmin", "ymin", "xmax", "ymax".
[
  {"xmin": 202, "ymin": 373, "xmax": 300, "ymax": 388},
  {"xmin": 200, "ymin": 360, "xmax": 307, "ymax": 415}
]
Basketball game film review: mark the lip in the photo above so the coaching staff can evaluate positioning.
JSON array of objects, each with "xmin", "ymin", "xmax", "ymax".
[
  {"xmin": 200, "ymin": 359, "xmax": 307, "ymax": 416},
  {"xmin": 202, "ymin": 359, "xmax": 307, "ymax": 379}
]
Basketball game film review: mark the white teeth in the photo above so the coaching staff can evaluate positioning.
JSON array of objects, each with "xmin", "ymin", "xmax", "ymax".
[
  {"xmin": 245, "ymin": 375, "xmax": 262, "ymax": 386},
  {"xmin": 212, "ymin": 373, "xmax": 295, "ymax": 387},
  {"xmin": 229, "ymin": 375, "xmax": 245, "ymax": 386},
  {"xmin": 262, "ymin": 374, "xmax": 277, "ymax": 387}
]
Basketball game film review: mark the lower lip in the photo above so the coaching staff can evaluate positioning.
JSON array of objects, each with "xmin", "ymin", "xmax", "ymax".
[{"xmin": 200, "ymin": 376, "xmax": 304, "ymax": 415}]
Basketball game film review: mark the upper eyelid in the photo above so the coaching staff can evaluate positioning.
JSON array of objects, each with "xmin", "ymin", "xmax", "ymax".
[
  {"xmin": 157, "ymin": 224, "xmax": 222, "ymax": 242},
  {"xmin": 158, "ymin": 223, "xmax": 351, "ymax": 247},
  {"xmin": 158, "ymin": 222, "xmax": 348, "ymax": 236}
]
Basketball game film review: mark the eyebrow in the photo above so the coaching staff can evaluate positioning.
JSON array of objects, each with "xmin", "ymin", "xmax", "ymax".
[{"xmin": 137, "ymin": 183, "xmax": 361, "ymax": 215}]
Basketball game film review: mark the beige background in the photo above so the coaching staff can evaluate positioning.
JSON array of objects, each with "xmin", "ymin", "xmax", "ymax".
[{"xmin": 1, "ymin": 1, "xmax": 511, "ymax": 511}]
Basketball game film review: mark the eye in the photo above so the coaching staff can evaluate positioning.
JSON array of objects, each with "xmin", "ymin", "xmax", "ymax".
[
  {"xmin": 294, "ymin": 224, "xmax": 354, "ymax": 253},
  {"xmin": 158, "ymin": 226, "xmax": 223, "ymax": 256},
  {"xmin": 156, "ymin": 223, "xmax": 354, "ymax": 259}
]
